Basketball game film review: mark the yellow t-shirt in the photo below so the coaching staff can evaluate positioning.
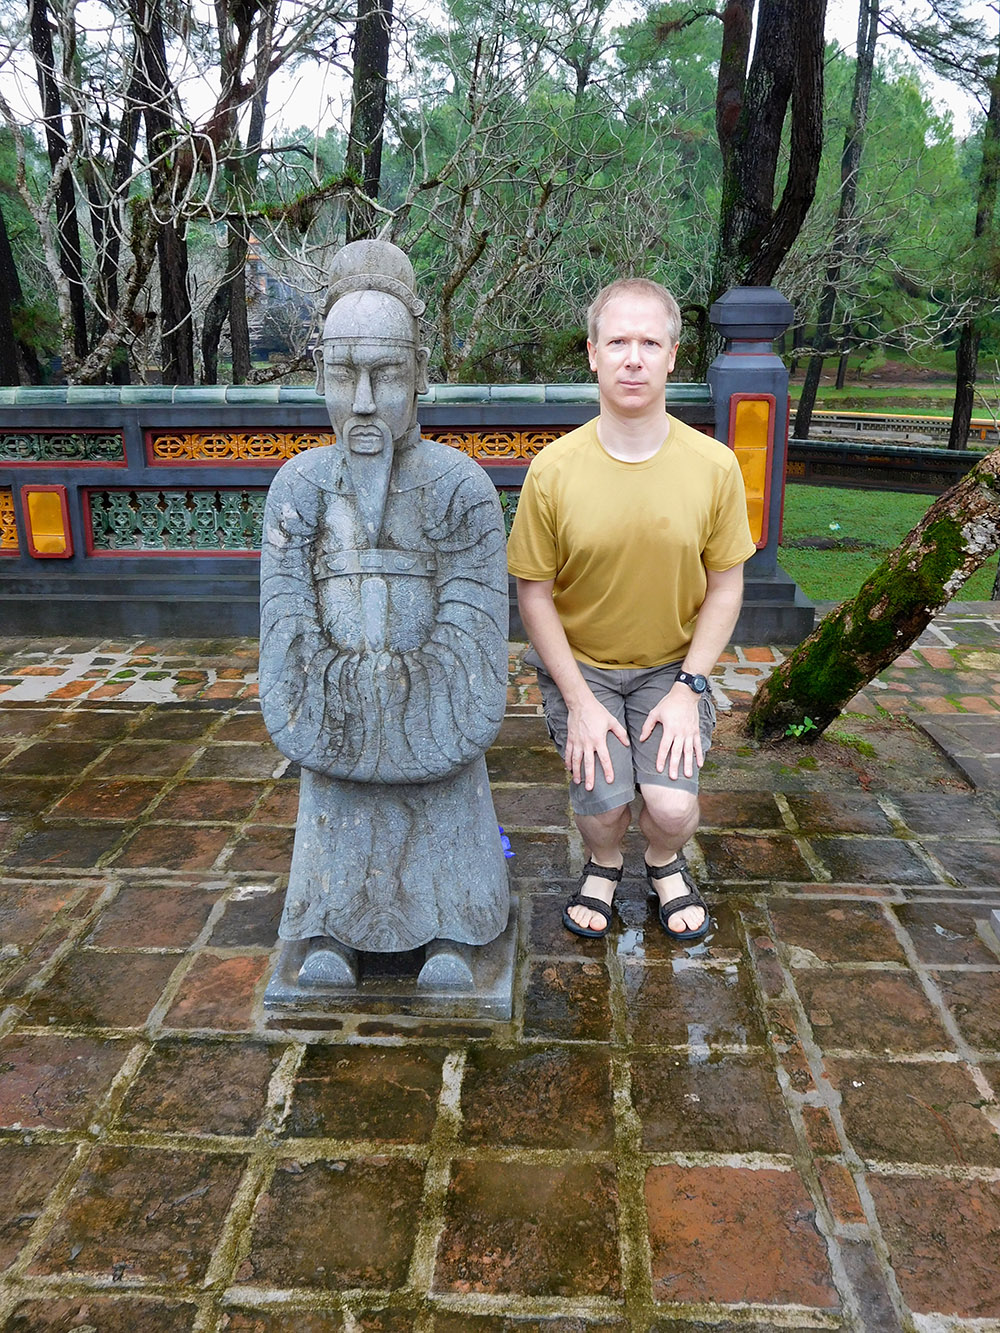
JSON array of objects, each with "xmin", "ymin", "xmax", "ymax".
[{"xmin": 506, "ymin": 416, "xmax": 756, "ymax": 669}]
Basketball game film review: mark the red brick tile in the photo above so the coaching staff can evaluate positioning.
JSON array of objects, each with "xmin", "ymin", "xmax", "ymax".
[
  {"xmin": 0, "ymin": 1034, "xmax": 129, "ymax": 1129},
  {"xmin": 818, "ymin": 1162, "xmax": 866, "ymax": 1226},
  {"xmin": 768, "ymin": 899, "xmax": 906, "ymax": 964},
  {"xmin": 893, "ymin": 902, "xmax": 1000, "ymax": 965},
  {"xmin": 0, "ymin": 1142, "xmax": 75, "ymax": 1267},
  {"xmin": 645, "ymin": 1164, "xmax": 837, "ymax": 1307},
  {"xmin": 828, "ymin": 1057, "xmax": 1000, "ymax": 1166},
  {"xmin": 30, "ymin": 1145, "xmax": 246, "ymax": 1283},
  {"xmin": 117, "ymin": 1040, "xmax": 284, "ymax": 1136},
  {"xmin": 51, "ymin": 779, "xmax": 161, "ymax": 820},
  {"xmin": 48, "ymin": 680, "xmax": 95, "ymax": 700},
  {"xmin": 3, "ymin": 1298, "xmax": 198, "ymax": 1332},
  {"xmin": 802, "ymin": 1105, "xmax": 841, "ymax": 1156},
  {"xmin": 0, "ymin": 881, "xmax": 82, "ymax": 949},
  {"xmin": 284, "ymin": 1045, "xmax": 446, "ymax": 1142},
  {"xmin": 6, "ymin": 822, "xmax": 127, "ymax": 868},
  {"xmin": 163, "ymin": 954, "xmax": 269, "ymax": 1031},
  {"xmin": 931, "ymin": 971, "xmax": 1000, "ymax": 1050},
  {"xmin": 112, "ymin": 824, "xmax": 232, "ymax": 870},
  {"xmin": 624, "ymin": 962, "xmax": 765, "ymax": 1047},
  {"xmin": 632, "ymin": 1051, "xmax": 794, "ymax": 1154},
  {"xmin": 523, "ymin": 960, "xmax": 612, "ymax": 1042},
  {"xmin": 219, "ymin": 1310, "xmax": 350, "ymax": 1332},
  {"xmin": 794, "ymin": 972, "xmax": 951, "ymax": 1054},
  {"xmin": 248, "ymin": 784, "xmax": 300, "ymax": 824},
  {"xmin": 87, "ymin": 886, "xmax": 219, "ymax": 949},
  {"xmin": 460, "ymin": 1046, "xmax": 614, "ymax": 1150},
  {"xmin": 89, "ymin": 742, "xmax": 199, "ymax": 778},
  {"xmin": 27, "ymin": 950, "xmax": 179, "ymax": 1028},
  {"xmin": 89, "ymin": 682, "xmax": 132, "ymax": 699},
  {"xmin": 226, "ymin": 827, "xmax": 295, "ymax": 873},
  {"xmin": 916, "ymin": 647, "xmax": 957, "ymax": 669},
  {"xmin": 698, "ymin": 832, "xmax": 814, "ymax": 882},
  {"xmin": 236, "ymin": 1157, "xmax": 424, "ymax": 1290},
  {"xmin": 870, "ymin": 1174, "xmax": 1000, "ymax": 1317},
  {"xmin": 956, "ymin": 695, "xmax": 1000, "ymax": 714},
  {"xmin": 435, "ymin": 1159, "xmax": 620, "ymax": 1297}
]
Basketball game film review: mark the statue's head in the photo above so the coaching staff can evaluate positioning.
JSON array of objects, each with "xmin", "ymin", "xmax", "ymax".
[{"xmin": 315, "ymin": 240, "xmax": 430, "ymax": 455}]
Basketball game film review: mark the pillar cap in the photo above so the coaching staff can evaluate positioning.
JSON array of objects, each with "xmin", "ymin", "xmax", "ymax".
[{"xmin": 709, "ymin": 286, "xmax": 793, "ymax": 341}]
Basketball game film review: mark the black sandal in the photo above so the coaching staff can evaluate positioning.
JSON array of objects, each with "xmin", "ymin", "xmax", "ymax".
[
  {"xmin": 645, "ymin": 854, "xmax": 710, "ymax": 941},
  {"xmin": 562, "ymin": 860, "xmax": 623, "ymax": 939}
]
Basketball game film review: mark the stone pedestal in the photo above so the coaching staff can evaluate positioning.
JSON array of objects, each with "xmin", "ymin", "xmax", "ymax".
[{"xmin": 264, "ymin": 894, "xmax": 519, "ymax": 1023}]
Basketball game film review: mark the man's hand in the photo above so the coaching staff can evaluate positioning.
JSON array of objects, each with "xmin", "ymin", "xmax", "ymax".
[
  {"xmin": 565, "ymin": 691, "xmax": 630, "ymax": 791},
  {"xmin": 639, "ymin": 686, "xmax": 703, "ymax": 780}
]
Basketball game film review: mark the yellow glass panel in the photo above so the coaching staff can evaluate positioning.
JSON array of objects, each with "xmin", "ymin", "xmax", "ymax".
[
  {"xmin": 732, "ymin": 397, "xmax": 772, "ymax": 545},
  {"xmin": 26, "ymin": 490, "xmax": 69, "ymax": 554}
]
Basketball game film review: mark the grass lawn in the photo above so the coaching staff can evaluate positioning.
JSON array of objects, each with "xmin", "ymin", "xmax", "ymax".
[{"xmin": 778, "ymin": 483, "xmax": 1000, "ymax": 603}]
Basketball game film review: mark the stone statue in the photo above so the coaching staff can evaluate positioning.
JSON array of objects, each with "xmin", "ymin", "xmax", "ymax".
[{"xmin": 259, "ymin": 240, "xmax": 510, "ymax": 992}]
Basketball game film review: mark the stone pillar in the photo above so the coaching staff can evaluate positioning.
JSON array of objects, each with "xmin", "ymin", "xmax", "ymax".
[{"xmin": 708, "ymin": 285, "xmax": 814, "ymax": 645}]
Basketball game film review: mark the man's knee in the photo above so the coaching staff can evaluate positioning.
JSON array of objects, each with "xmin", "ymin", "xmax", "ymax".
[
  {"xmin": 638, "ymin": 783, "xmax": 699, "ymax": 832},
  {"xmin": 577, "ymin": 801, "xmax": 631, "ymax": 833}
]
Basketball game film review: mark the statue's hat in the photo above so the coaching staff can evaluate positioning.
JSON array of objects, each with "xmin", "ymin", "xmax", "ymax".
[{"xmin": 323, "ymin": 240, "xmax": 425, "ymax": 318}]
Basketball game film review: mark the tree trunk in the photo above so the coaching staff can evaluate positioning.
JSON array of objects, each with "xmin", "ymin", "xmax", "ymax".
[
  {"xmin": 345, "ymin": 0, "xmax": 393, "ymax": 243},
  {"xmin": 132, "ymin": 0, "xmax": 194, "ymax": 383},
  {"xmin": 793, "ymin": 0, "xmax": 877, "ymax": 440},
  {"xmin": 712, "ymin": 0, "xmax": 827, "ymax": 297},
  {"xmin": 29, "ymin": 0, "xmax": 88, "ymax": 362},
  {"xmin": 949, "ymin": 320, "xmax": 979, "ymax": 452},
  {"xmin": 948, "ymin": 8, "xmax": 1000, "ymax": 450},
  {"xmin": 746, "ymin": 446, "xmax": 1000, "ymax": 742},
  {"xmin": 0, "ymin": 204, "xmax": 23, "ymax": 384},
  {"xmin": 835, "ymin": 348, "xmax": 849, "ymax": 390}
]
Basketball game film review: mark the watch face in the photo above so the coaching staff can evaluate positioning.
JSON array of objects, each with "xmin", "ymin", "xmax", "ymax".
[{"xmin": 680, "ymin": 671, "xmax": 708, "ymax": 693}]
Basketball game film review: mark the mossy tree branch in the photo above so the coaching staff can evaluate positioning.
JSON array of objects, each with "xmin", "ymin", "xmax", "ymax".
[{"xmin": 746, "ymin": 447, "xmax": 1000, "ymax": 742}]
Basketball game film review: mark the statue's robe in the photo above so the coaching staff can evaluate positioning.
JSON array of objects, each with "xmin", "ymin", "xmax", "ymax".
[{"xmin": 259, "ymin": 439, "xmax": 509, "ymax": 952}]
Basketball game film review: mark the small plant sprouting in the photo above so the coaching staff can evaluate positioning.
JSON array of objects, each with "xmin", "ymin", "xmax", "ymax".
[{"xmin": 784, "ymin": 716, "xmax": 819, "ymax": 739}]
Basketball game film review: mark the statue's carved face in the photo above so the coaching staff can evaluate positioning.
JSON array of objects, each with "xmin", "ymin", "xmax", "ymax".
[{"xmin": 317, "ymin": 291, "xmax": 429, "ymax": 454}]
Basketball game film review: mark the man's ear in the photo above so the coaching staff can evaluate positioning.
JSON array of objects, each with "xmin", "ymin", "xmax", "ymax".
[
  {"xmin": 416, "ymin": 346, "xmax": 430, "ymax": 395},
  {"xmin": 586, "ymin": 339, "xmax": 597, "ymax": 372},
  {"xmin": 313, "ymin": 344, "xmax": 324, "ymax": 394}
]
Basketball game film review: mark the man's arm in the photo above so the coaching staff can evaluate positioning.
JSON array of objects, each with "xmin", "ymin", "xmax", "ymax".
[
  {"xmin": 638, "ymin": 562, "xmax": 746, "ymax": 779},
  {"xmin": 516, "ymin": 576, "xmax": 630, "ymax": 791}
]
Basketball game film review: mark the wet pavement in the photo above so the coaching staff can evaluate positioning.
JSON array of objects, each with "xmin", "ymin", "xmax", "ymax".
[{"xmin": 0, "ymin": 605, "xmax": 998, "ymax": 1331}]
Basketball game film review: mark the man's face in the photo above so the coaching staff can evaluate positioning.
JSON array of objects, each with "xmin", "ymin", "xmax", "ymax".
[
  {"xmin": 317, "ymin": 291, "xmax": 426, "ymax": 453},
  {"xmin": 587, "ymin": 293, "xmax": 678, "ymax": 417}
]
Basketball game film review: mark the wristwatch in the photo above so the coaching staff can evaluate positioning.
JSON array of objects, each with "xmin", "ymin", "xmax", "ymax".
[{"xmin": 676, "ymin": 670, "xmax": 709, "ymax": 695}]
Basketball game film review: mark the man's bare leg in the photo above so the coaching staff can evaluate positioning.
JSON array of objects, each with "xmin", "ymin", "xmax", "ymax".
[
  {"xmin": 565, "ymin": 802, "xmax": 631, "ymax": 932},
  {"xmin": 638, "ymin": 785, "xmax": 705, "ymax": 934}
]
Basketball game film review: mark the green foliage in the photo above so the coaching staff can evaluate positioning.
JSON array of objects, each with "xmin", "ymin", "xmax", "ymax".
[{"xmin": 784, "ymin": 717, "xmax": 819, "ymax": 739}]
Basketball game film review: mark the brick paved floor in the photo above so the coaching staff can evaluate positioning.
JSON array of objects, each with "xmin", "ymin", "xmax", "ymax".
[{"xmin": 0, "ymin": 610, "xmax": 998, "ymax": 1330}]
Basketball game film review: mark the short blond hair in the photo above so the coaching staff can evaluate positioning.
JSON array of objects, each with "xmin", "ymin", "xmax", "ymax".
[{"xmin": 587, "ymin": 278, "xmax": 682, "ymax": 346}]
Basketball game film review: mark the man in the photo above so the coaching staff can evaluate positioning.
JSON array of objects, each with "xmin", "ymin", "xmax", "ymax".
[
  {"xmin": 259, "ymin": 240, "xmax": 509, "ymax": 986},
  {"xmin": 507, "ymin": 278, "xmax": 755, "ymax": 941}
]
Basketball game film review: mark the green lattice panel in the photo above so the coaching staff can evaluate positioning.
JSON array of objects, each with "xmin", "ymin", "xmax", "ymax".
[
  {"xmin": 88, "ymin": 489, "xmax": 267, "ymax": 551},
  {"xmin": 0, "ymin": 431, "xmax": 125, "ymax": 463}
]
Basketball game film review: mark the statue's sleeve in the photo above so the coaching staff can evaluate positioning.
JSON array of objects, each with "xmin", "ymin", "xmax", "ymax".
[{"xmin": 259, "ymin": 454, "xmax": 508, "ymax": 784}]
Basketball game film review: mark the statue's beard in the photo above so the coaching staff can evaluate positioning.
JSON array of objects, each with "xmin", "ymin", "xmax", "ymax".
[{"xmin": 344, "ymin": 423, "xmax": 394, "ymax": 546}]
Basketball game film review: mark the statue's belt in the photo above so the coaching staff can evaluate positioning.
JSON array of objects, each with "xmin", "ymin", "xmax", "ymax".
[{"xmin": 317, "ymin": 549, "xmax": 437, "ymax": 578}]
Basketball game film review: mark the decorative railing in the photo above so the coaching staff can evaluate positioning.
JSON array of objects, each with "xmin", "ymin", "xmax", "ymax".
[{"xmin": 0, "ymin": 383, "xmax": 704, "ymax": 633}]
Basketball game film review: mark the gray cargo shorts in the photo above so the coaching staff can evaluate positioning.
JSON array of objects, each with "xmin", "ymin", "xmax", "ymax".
[{"xmin": 527, "ymin": 650, "xmax": 717, "ymax": 816}]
